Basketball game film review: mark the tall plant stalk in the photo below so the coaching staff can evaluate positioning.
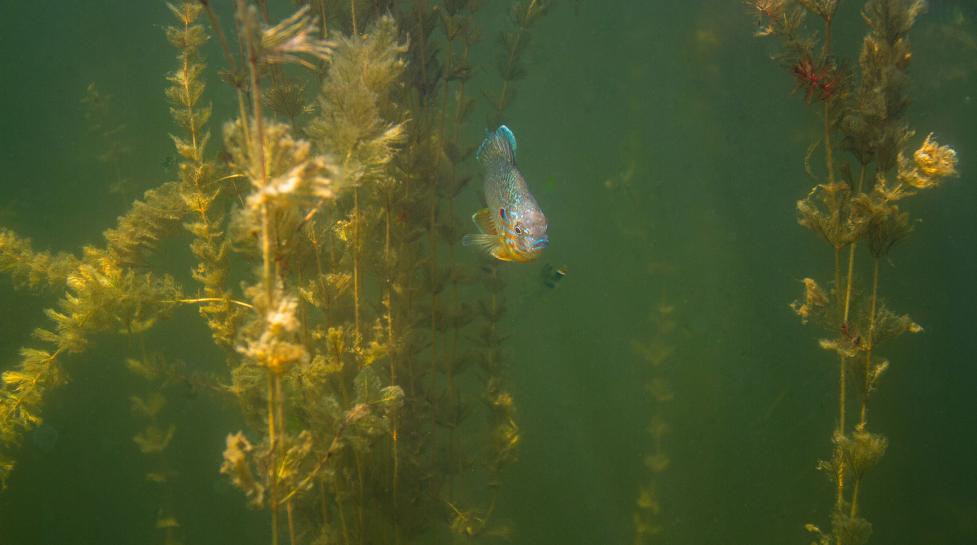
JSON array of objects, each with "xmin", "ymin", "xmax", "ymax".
[{"xmin": 749, "ymin": 1, "xmax": 958, "ymax": 543}]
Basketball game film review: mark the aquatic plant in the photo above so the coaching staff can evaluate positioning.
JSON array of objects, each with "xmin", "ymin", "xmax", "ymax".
[
  {"xmin": 166, "ymin": 1, "xmax": 242, "ymax": 349},
  {"xmin": 488, "ymin": 0, "xmax": 553, "ymax": 124},
  {"xmin": 126, "ymin": 352, "xmax": 187, "ymax": 545},
  {"xmin": 748, "ymin": 0, "xmax": 959, "ymax": 542},
  {"xmin": 631, "ymin": 297, "xmax": 678, "ymax": 545},
  {"xmin": 434, "ymin": 3, "xmax": 556, "ymax": 536},
  {"xmin": 0, "ymin": 245, "xmax": 181, "ymax": 488},
  {"xmin": 0, "ymin": 118, "xmax": 186, "ymax": 487},
  {"xmin": 0, "ymin": 230, "xmax": 80, "ymax": 292},
  {"xmin": 222, "ymin": 4, "xmax": 343, "ymax": 543},
  {"xmin": 81, "ymin": 82, "xmax": 133, "ymax": 197},
  {"xmin": 0, "ymin": 3, "xmax": 554, "ymax": 545}
]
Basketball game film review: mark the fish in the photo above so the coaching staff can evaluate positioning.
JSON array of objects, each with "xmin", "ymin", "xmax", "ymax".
[{"xmin": 462, "ymin": 125, "xmax": 549, "ymax": 262}]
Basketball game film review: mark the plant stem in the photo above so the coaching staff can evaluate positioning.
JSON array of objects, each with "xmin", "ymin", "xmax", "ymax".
[
  {"xmin": 835, "ymin": 167, "xmax": 867, "ymax": 518},
  {"xmin": 849, "ymin": 257, "xmax": 880, "ymax": 518},
  {"xmin": 823, "ymin": 104, "xmax": 835, "ymax": 185},
  {"xmin": 861, "ymin": 258, "xmax": 879, "ymax": 427},
  {"xmin": 842, "ymin": 167, "xmax": 867, "ymax": 319},
  {"xmin": 173, "ymin": 297, "xmax": 254, "ymax": 309},
  {"xmin": 385, "ymin": 191, "xmax": 400, "ymax": 504},
  {"xmin": 833, "ymin": 245, "xmax": 846, "ymax": 512},
  {"xmin": 822, "ymin": 12, "xmax": 835, "ymax": 185},
  {"xmin": 318, "ymin": 481, "xmax": 329, "ymax": 530},
  {"xmin": 495, "ymin": 0, "xmax": 538, "ymax": 122},
  {"xmin": 337, "ymin": 487, "xmax": 351, "ymax": 545},
  {"xmin": 274, "ymin": 376, "xmax": 295, "ymax": 545},
  {"xmin": 200, "ymin": 0, "xmax": 251, "ymax": 146},
  {"xmin": 350, "ymin": 0, "xmax": 358, "ymax": 34},
  {"xmin": 317, "ymin": 0, "xmax": 328, "ymax": 38},
  {"xmin": 413, "ymin": 0, "xmax": 428, "ymax": 88},
  {"xmin": 238, "ymin": 4, "xmax": 279, "ymax": 542},
  {"xmin": 428, "ymin": 188, "xmax": 440, "ymax": 480},
  {"xmin": 352, "ymin": 186, "xmax": 362, "ymax": 348},
  {"xmin": 820, "ymin": 12, "xmax": 843, "ymax": 515},
  {"xmin": 267, "ymin": 372, "xmax": 280, "ymax": 545},
  {"xmin": 286, "ymin": 501, "xmax": 296, "ymax": 545}
]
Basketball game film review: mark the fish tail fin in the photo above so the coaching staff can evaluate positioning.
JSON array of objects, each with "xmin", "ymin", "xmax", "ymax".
[{"xmin": 476, "ymin": 125, "xmax": 517, "ymax": 168}]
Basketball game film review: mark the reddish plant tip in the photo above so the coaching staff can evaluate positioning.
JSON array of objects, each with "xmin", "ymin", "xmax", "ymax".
[{"xmin": 791, "ymin": 57, "xmax": 841, "ymax": 103}]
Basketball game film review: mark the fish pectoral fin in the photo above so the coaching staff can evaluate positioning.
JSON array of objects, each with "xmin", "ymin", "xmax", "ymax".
[
  {"xmin": 472, "ymin": 208, "xmax": 499, "ymax": 235},
  {"xmin": 462, "ymin": 234, "xmax": 498, "ymax": 250},
  {"xmin": 462, "ymin": 234, "xmax": 507, "ymax": 258}
]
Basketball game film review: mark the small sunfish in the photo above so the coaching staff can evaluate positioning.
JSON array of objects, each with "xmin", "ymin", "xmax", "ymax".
[{"xmin": 462, "ymin": 125, "xmax": 549, "ymax": 262}]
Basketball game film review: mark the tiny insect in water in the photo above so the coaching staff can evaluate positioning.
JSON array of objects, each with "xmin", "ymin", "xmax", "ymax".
[{"xmin": 541, "ymin": 263, "xmax": 567, "ymax": 289}]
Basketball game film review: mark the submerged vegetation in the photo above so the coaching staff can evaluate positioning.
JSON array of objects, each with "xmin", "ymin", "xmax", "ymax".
[
  {"xmin": 748, "ymin": 0, "xmax": 959, "ymax": 543},
  {"xmin": 0, "ymin": 1, "xmax": 552, "ymax": 543},
  {"xmin": 1, "ymin": 1, "xmax": 972, "ymax": 544},
  {"xmin": 631, "ymin": 297, "xmax": 678, "ymax": 544}
]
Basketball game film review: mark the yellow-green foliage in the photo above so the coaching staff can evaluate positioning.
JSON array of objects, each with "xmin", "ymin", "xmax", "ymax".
[
  {"xmin": 0, "ymin": 20, "xmax": 193, "ymax": 478},
  {"xmin": 224, "ymin": 119, "xmax": 335, "ymax": 211},
  {"xmin": 103, "ymin": 182, "xmax": 186, "ymax": 266},
  {"xmin": 165, "ymin": 2, "xmax": 211, "ymax": 163},
  {"xmin": 0, "ymin": 229, "xmax": 80, "ymax": 291},
  {"xmin": 309, "ymin": 15, "xmax": 407, "ymax": 187},
  {"xmin": 166, "ymin": 1, "xmax": 239, "ymax": 348},
  {"xmin": 0, "ymin": 205, "xmax": 184, "ymax": 489},
  {"xmin": 0, "ymin": 247, "xmax": 179, "ymax": 487}
]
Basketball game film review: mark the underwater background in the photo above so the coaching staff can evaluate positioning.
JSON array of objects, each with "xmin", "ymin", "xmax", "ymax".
[{"xmin": 0, "ymin": 1, "xmax": 975, "ymax": 545}]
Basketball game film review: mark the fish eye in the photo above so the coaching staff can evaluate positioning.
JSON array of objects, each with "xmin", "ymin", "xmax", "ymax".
[{"xmin": 514, "ymin": 226, "xmax": 522, "ymax": 234}]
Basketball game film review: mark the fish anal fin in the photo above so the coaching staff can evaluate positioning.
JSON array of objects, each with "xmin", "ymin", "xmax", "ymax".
[{"xmin": 490, "ymin": 245, "xmax": 515, "ymax": 262}]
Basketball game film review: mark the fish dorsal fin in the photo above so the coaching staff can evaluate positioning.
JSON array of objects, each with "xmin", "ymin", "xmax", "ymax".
[
  {"xmin": 472, "ymin": 208, "xmax": 499, "ymax": 235},
  {"xmin": 499, "ymin": 125, "xmax": 517, "ymax": 157},
  {"xmin": 475, "ymin": 125, "xmax": 517, "ymax": 167}
]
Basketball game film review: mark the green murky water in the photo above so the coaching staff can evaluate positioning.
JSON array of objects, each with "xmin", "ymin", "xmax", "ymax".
[{"xmin": 1, "ymin": 1, "xmax": 975, "ymax": 544}]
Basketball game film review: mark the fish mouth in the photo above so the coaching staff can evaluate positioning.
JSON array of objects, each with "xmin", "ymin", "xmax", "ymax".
[
  {"xmin": 504, "ymin": 237, "xmax": 547, "ymax": 262},
  {"xmin": 505, "ymin": 231, "xmax": 548, "ymax": 253},
  {"xmin": 513, "ymin": 239, "xmax": 547, "ymax": 257}
]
